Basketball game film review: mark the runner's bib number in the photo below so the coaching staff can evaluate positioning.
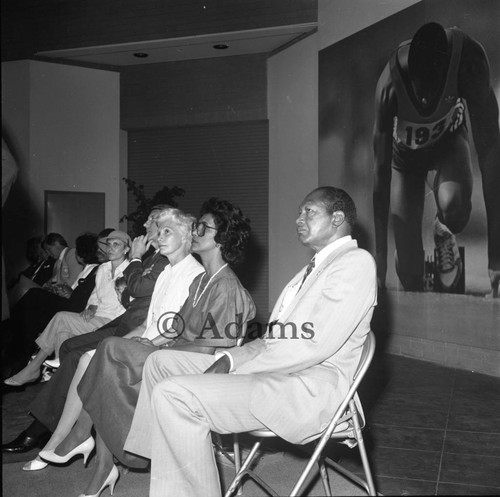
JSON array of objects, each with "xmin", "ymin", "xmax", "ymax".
[{"xmin": 393, "ymin": 98, "xmax": 466, "ymax": 150}]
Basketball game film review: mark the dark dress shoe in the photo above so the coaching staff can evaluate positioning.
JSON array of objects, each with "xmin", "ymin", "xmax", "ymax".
[
  {"xmin": 2, "ymin": 382, "xmax": 26, "ymax": 394},
  {"xmin": 2, "ymin": 431, "xmax": 49, "ymax": 453}
]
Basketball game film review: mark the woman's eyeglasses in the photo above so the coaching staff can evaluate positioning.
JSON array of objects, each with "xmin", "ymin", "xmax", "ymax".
[{"xmin": 193, "ymin": 221, "xmax": 217, "ymax": 237}]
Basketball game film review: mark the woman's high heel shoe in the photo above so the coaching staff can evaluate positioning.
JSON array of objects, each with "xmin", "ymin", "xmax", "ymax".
[
  {"xmin": 39, "ymin": 436, "xmax": 95, "ymax": 466},
  {"xmin": 3, "ymin": 373, "xmax": 40, "ymax": 388},
  {"xmin": 22, "ymin": 456, "xmax": 49, "ymax": 471},
  {"xmin": 77, "ymin": 464, "xmax": 119, "ymax": 497}
]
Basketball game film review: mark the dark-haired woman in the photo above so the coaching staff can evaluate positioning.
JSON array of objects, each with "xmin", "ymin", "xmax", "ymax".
[
  {"xmin": 2, "ymin": 233, "xmax": 101, "ymax": 380},
  {"xmin": 39, "ymin": 198, "xmax": 255, "ymax": 497}
]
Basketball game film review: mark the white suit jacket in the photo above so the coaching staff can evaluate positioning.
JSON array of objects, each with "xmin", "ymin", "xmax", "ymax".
[{"xmin": 223, "ymin": 239, "xmax": 377, "ymax": 444}]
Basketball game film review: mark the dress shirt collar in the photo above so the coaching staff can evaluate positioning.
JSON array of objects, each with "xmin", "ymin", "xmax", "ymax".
[
  {"xmin": 71, "ymin": 263, "xmax": 98, "ymax": 289},
  {"xmin": 169, "ymin": 253, "xmax": 198, "ymax": 274},
  {"xmin": 274, "ymin": 236, "xmax": 353, "ymax": 321},
  {"xmin": 58, "ymin": 246, "xmax": 68, "ymax": 262},
  {"xmin": 313, "ymin": 235, "xmax": 352, "ymax": 269},
  {"xmin": 116, "ymin": 259, "xmax": 130, "ymax": 273},
  {"xmin": 104, "ymin": 259, "xmax": 129, "ymax": 278}
]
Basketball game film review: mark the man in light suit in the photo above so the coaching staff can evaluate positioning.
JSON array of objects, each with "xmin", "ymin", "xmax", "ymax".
[
  {"xmin": 43, "ymin": 233, "xmax": 83, "ymax": 288},
  {"xmin": 124, "ymin": 186, "xmax": 377, "ymax": 497}
]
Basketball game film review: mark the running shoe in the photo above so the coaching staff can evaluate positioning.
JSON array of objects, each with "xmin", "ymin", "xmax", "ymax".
[{"xmin": 434, "ymin": 217, "xmax": 462, "ymax": 291}]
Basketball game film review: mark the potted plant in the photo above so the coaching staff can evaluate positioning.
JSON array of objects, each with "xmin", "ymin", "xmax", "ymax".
[{"xmin": 120, "ymin": 178, "xmax": 185, "ymax": 237}]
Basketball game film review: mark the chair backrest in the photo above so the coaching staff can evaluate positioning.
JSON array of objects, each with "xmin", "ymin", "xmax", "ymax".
[
  {"xmin": 353, "ymin": 330, "xmax": 376, "ymax": 386},
  {"xmin": 236, "ymin": 322, "xmax": 248, "ymax": 347},
  {"xmin": 324, "ymin": 330, "xmax": 376, "ymax": 438},
  {"xmin": 287, "ymin": 330, "xmax": 377, "ymax": 497}
]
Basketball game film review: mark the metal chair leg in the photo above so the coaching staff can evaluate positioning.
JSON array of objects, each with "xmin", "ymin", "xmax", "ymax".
[
  {"xmin": 352, "ymin": 412, "xmax": 376, "ymax": 496},
  {"xmin": 224, "ymin": 440, "xmax": 262, "ymax": 497},
  {"xmin": 318, "ymin": 456, "xmax": 332, "ymax": 496},
  {"xmin": 233, "ymin": 434, "xmax": 242, "ymax": 496}
]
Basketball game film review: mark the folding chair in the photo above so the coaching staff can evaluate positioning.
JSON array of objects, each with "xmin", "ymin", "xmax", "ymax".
[
  {"xmin": 213, "ymin": 323, "xmax": 249, "ymax": 494},
  {"xmin": 224, "ymin": 330, "xmax": 377, "ymax": 497}
]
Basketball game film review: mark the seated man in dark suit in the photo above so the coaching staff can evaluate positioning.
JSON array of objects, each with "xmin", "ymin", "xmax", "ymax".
[
  {"xmin": 2, "ymin": 206, "xmax": 170, "ymax": 454},
  {"xmin": 1, "ymin": 232, "xmax": 101, "ymax": 380},
  {"xmin": 8, "ymin": 235, "xmax": 56, "ymax": 289}
]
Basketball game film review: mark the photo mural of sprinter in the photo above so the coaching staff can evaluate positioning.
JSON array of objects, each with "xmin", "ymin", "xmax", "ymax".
[
  {"xmin": 319, "ymin": 0, "xmax": 500, "ymax": 298},
  {"xmin": 373, "ymin": 22, "xmax": 500, "ymax": 295}
]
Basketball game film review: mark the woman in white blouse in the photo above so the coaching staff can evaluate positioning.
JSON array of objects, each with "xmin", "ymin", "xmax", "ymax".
[
  {"xmin": 4, "ymin": 231, "xmax": 131, "ymax": 387},
  {"xmin": 23, "ymin": 208, "xmax": 203, "ymax": 473}
]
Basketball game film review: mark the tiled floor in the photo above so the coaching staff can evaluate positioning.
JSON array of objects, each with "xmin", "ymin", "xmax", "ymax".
[
  {"xmin": 2, "ymin": 352, "xmax": 500, "ymax": 496},
  {"xmin": 339, "ymin": 353, "xmax": 500, "ymax": 495}
]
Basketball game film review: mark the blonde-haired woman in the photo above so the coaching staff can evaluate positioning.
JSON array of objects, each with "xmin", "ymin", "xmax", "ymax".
[{"xmin": 23, "ymin": 208, "xmax": 204, "ymax": 471}]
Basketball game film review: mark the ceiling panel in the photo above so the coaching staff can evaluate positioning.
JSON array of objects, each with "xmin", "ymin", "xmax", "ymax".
[
  {"xmin": 34, "ymin": 24, "xmax": 317, "ymax": 66},
  {"xmin": 2, "ymin": 0, "xmax": 318, "ymax": 64}
]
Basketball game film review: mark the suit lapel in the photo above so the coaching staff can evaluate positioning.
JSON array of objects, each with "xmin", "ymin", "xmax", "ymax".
[
  {"xmin": 275, "ymin": 239, "xmax": 358, "ymax": 324},
  {"xmin": 142, "ymin": 247, "xmax": 157, "ymax": 266},
  {"xmin": 268, "ymin": 271, "xmax": 303, "ymax": 323}
]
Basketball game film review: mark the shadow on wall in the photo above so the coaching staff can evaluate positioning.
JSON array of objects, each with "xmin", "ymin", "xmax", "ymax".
[
  {"xmin": 234, "ymin": 234, "xmax": 267, "ymax": 325},
  {"xmin": 2, "ymin": 181, "xmax": 44, "ymax": 283},
  {"xmin": 353, "ymin": 221, "xmax": 371, "ymax": 254},
  {"xmin": 2, "ymin": 128, "xmax": 43, "ymax": 284}
]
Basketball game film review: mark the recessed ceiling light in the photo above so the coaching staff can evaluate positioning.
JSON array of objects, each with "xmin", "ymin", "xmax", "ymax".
[
  {"xmin": 133, "ymin": 52, "xmax": 149, "ymax": 58},
  {"xmin": 213, "ymin": 44, "xmax": 229, "ymax": 50}
]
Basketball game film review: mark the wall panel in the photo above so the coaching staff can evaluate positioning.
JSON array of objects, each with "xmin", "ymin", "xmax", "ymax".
[
  {"xmin": 121, "ymin": 54, "xmax": 267, "ymax": 129},
  {"xmin": 127, "ymin": 121, "xmax": 269, "ymax": 323}
]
